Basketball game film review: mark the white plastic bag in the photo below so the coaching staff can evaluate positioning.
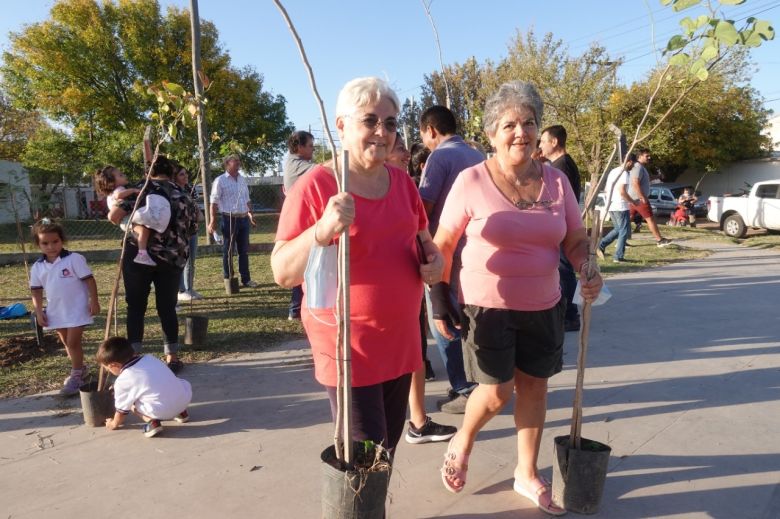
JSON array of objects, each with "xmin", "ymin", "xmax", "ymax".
[
  {"xmin": 572, "ymin": 282, "xmax": 612, "ymax": 306},
  {"xmin": 303, "ymin": 243, "xmax": 338, "ymax": 309}
]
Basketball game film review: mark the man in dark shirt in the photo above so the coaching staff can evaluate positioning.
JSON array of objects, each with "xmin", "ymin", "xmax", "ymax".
[
  {"xmin": 540, "ymin": 125, "xmax": 582, "ymax": 332},
  {"xmin": 282, "ymin": 130, "xmax": 315, "ymax": 320}
]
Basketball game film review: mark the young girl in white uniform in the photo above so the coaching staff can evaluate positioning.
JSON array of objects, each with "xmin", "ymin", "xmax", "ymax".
[{"xmin": 29, "ymin": 220, "xmax": 100, "ymax": 396}]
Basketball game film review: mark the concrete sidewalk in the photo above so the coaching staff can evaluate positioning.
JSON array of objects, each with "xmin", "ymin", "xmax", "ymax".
[{"xmin": 2, "ymin": 240, "xmax": 779, "ymax": 518}]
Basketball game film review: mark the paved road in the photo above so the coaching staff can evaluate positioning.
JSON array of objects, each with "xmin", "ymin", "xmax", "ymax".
[{"xmin": 1, "ymin": 240, "xmax": 779, "ymax": 518}]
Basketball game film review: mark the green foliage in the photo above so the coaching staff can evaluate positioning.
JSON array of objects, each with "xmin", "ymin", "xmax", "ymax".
[
  {"xmin": 1, "ymin": 0, "xmax": 292, "ymax": 184},
  {"xmin": 0, "ymin": 91, "xmax": 43, "ymax": 161},
  {"xmin": 398, "ymin": 97, "xmax": 423, "ymax": 145},
  {"xmin": 608, "ymin": 62, "xmax": 772, "ymax": 179},
  {"xmin": 663, "ymin": 0, "xmax": 774, "ymax": 82},
  {"xmin": 421, "ymin": 56, "xmax": 494, "ymax": 147},
  {"xmin": 20, "ymin": 128, "xmax": 86, "ymax": 194},
  {"xmin": 420, "ymin": 32, "xmax": 619, "ymax": 179}
]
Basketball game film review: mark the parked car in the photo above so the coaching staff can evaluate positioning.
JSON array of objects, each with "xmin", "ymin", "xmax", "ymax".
[
  {"xmin": 648, "ymin": 183, "xmax": 708, "ymax": 217},
  {"xmin": 707, "ymin": 180, "xmax": 780, "ymax": 238}
]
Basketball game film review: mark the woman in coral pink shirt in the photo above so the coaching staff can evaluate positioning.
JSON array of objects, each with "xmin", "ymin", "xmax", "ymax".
[
  {"xmin": 272, "ymin": 77, "xmax": 444, "ymax": 458},
  {"xmin": 432, "ymin": 81, "xmax": 602, "ymax": 515}
]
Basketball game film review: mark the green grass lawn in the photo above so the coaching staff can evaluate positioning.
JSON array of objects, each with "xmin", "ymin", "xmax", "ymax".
[
  {"xmin": 0, "ymin": 250, "xmax": 303, "ymax": 397},
  {"xmin": 2, "ymin": 222, "xmax": 770, "ymax": 398}
]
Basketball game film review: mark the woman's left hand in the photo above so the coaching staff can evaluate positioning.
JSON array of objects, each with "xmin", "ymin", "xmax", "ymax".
[
  {"xmin": 420, "ymin": 249, "xmax": 444, "ymax": 285},
  {"xmin": 578, "ymin": 266, "xmax": 604, "ymax": 303}
]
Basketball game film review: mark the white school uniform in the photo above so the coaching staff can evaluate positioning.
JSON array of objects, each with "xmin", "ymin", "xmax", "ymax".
[
  {"xmin": 29, "ymin": 251, "xmax": 94, "ymax": 330},
  {"xmin": 114, "ymin": 355, "xmax": 192, "ymax": 420}
]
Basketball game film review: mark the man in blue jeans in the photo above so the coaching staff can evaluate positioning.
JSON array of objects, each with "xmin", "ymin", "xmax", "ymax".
[
  {"xmin": 598, "ymin": 154, "xmax": 638, "ymax": 263},
  {"xmin": 207, "ymin": 154, "xmax": 257, "ymax": 288},
  {"xmin": 419, "ymin": 106, "xmax": 483, "ymax": 414}
]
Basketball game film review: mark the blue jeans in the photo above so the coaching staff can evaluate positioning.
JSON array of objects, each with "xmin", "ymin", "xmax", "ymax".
[
  {"xmin": 600, "ymin": 210, "xmax": 630, "ymax": 260},
  {"xmin": 558, "ymin": 250, "xmax": 578, "ymax": 321},
  {"xmin": 220, "ymin": 215, "xmax": 251, "ymax": 284},
  {"xmin": 289, "ymin": 285, "xmax": 303, "ymax": 317},
  {"xmin": 424, "ymin": 284, "xmax": 473, "ymax": 395},
  {"xmin": 179, "ymin": 233, "xmax": 198, "ymax": 293}
]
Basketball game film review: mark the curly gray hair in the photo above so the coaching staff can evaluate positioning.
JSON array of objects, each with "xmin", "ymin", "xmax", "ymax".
[{"xmin": 483, "ymin": 81, "xmax": 544, "ymax": 136}]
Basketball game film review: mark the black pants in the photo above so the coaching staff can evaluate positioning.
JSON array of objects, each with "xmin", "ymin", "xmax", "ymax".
[
  {"xmin": 123, "ymin": 247, "xmax": 182, "ymax": 355},
  {"xmin": 559, "ymin": 250, "xmax": 578, "ymax": 321},
  {"xmin": 326, "ymin": 373, "xmax": 412, "ymax": 455}
]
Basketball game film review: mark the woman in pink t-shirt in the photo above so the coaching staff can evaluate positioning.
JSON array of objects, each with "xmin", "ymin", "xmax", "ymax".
[
  {"xmin": 432, "ymin": 81, "xmax": 603, "ymax": 515},
  {"xmin": 272, "ymin": 77, "xmax": 444, "ymax": 459}
]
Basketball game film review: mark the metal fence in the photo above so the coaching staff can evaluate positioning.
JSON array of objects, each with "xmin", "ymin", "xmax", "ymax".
[{"xmin": 0, "ymin": 182, "xmax": 284, "ymax": 254}]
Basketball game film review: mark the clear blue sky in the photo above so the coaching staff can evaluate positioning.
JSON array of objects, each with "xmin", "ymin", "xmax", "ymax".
[{"xmin": 2, "ymin": 0, "xmax": 778, "ymax": 145}]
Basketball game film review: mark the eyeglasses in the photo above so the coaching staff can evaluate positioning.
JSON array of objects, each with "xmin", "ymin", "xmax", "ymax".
[
  {"xmin": 514, "ymin": 199, "xmax": 554, "ymax": 211},
  {"xmin": 349, "ymin": 114, "xmax": 399, "ymax": 133}
]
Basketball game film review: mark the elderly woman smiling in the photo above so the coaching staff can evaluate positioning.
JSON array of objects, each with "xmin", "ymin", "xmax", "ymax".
[
  {"xmin": 271, "ymin": 77, "xmax": 443, "ymax": 456},
  {"xmin": 432, "ymin": 81, "xmax": 602, "ymax": 515}
]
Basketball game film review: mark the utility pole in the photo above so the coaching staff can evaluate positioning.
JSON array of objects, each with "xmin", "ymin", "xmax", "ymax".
[{"xmin": 189, "ymin": 0, "xmax": 212, "ymax": 241}]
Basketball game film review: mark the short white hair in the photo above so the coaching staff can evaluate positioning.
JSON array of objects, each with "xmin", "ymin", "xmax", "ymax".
[{"xmin": 335, "ymin": 77, "xmax": 400, "ymax": 117}]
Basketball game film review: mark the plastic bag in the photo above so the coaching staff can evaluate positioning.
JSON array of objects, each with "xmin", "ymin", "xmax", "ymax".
[
  {"xmin": 572, "ymin": 282, "xmax": 612, "ymax": 306},
  {"xmin": 303, "ymin": 244, "xmax": 338, "ymax": 309}
]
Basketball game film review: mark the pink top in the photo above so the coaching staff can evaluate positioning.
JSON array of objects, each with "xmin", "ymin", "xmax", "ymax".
[
  {"xmin": 276, "ymin": 165, "xmax": 428, "ymax": 387},
  {"xmin": 438, "ymin": 161, "xmax": 583, "ymax": 311}
]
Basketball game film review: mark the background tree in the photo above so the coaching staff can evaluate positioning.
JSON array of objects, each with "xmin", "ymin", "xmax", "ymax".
[
  {"xmin": 0, "ymin": 90, "xmax": 43, "ymax": 162},
  {"xmin": 495, "ymin": 30, "xmax": 620, "ymax": 178},
  {"xmin": 421, "ymin": 56, "xmax": 495, "ymax": 147},
  {"xmin": 398, "ymin": 97, "xmax": 423, "ymax": 145},
  {"xmin": 609, "ymin": 58, "xmax": 772, "ymax": 180},
  {"xmin": 1, "ymin": 0, "xmax": 292, "ymax": 186}
]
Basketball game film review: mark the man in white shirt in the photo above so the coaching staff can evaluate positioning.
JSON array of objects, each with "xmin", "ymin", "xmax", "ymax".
[
  {"xmin": 207, "ymin": 154, "xmax": 257, "ymax": 288},
  {"xmin": 598, "ymin": 154, "xmax": 638, "ymax": 263}
]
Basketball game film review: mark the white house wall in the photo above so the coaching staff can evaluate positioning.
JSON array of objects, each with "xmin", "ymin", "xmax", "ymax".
[{"xmin": 676, "ymin": 158, "xmax": 780, "ymax": 197}]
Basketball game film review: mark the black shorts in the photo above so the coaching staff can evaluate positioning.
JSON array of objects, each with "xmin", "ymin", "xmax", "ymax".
[{"xmin": 461, "ymin": 299, "xmax": 565, "ymax": 384}]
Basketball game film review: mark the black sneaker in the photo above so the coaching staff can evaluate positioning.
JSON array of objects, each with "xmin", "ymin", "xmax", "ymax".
[
  {"xmin": 166, "ymin": 359, "xmax": 184, "ymax": 374},
  {"xmin": 424, "ymin": 360, "xmax": 435, "ymax": 381},
  {"xmin": 143, "ymin": 419, "xmax": 163, "ymax": 438},
  {"xmin": 656, "ymin": 238, "xmax": 672, "ymax": 247},
  {"xmin": 405, "ymin": 416, "xmax": 457, "ymax": 444}
]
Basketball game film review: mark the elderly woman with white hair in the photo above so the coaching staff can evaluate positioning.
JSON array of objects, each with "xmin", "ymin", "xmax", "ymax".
[
  {"xmin": 432, "ymin": 81, "xmax": 602, "ymax": 515},
  {"xmin": 271, "ymin": 77, "xmax": 443, "ymax": 455}
]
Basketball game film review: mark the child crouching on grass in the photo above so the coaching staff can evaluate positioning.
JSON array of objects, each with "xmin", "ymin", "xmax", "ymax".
[
  {"xmin": 98, "ymin": 337, "xmax": 192, "ymax": 438},
  {"xmin": 29, "ymin": 220, "xmax": 100, "ymax": 396}
]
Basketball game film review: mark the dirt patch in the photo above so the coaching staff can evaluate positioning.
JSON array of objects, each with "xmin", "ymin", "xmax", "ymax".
[{"xmin": 0, "ymin": 334, "xmax": 62, "ymax": 367}]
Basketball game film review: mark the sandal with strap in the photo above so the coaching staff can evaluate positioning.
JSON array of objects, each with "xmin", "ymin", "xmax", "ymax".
[
  {"xmin": 513, "ymin": 475, "xmax": 566, "ymax": 516},
  {"xmin": 441, "ymin": 437, "xmax": 469, "ymax": 493}
]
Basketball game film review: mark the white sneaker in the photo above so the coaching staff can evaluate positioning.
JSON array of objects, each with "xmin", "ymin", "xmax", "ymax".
[
  {"xmin": 189, "ymin": 290, "xmax": 204, "ymax": 300},
  {"xmin": 178, "ymin": 291, "xmax": 194, "ymax": 302},
  {"xmin": 133, "ymin": 251, "xmax": 157, "ymax": 266}
]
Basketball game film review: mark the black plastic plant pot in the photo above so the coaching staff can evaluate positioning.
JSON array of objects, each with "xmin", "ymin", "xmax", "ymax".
[
  {"xmin": 79, "ymin": 380, "xmax": 114, "ymax": 427},
  {"xmin": 184, "ymin": 315, "xmax": 209, "ymax": 345},
  {"xmin": 320, "ymin": 442, "xmax": 392, "ymax": 519},
  {"xmin": 552, "ymin": 435, "xmax": 611, "ymax": 515},
  {"xmin": 224, "ymin": 277, "xmax": 240, "ymax": 295}
]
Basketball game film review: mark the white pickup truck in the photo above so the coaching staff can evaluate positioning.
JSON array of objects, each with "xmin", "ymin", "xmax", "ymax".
[{"xmin": 707, "ymin": 180, "xmax": 780, "ymax": 238}]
